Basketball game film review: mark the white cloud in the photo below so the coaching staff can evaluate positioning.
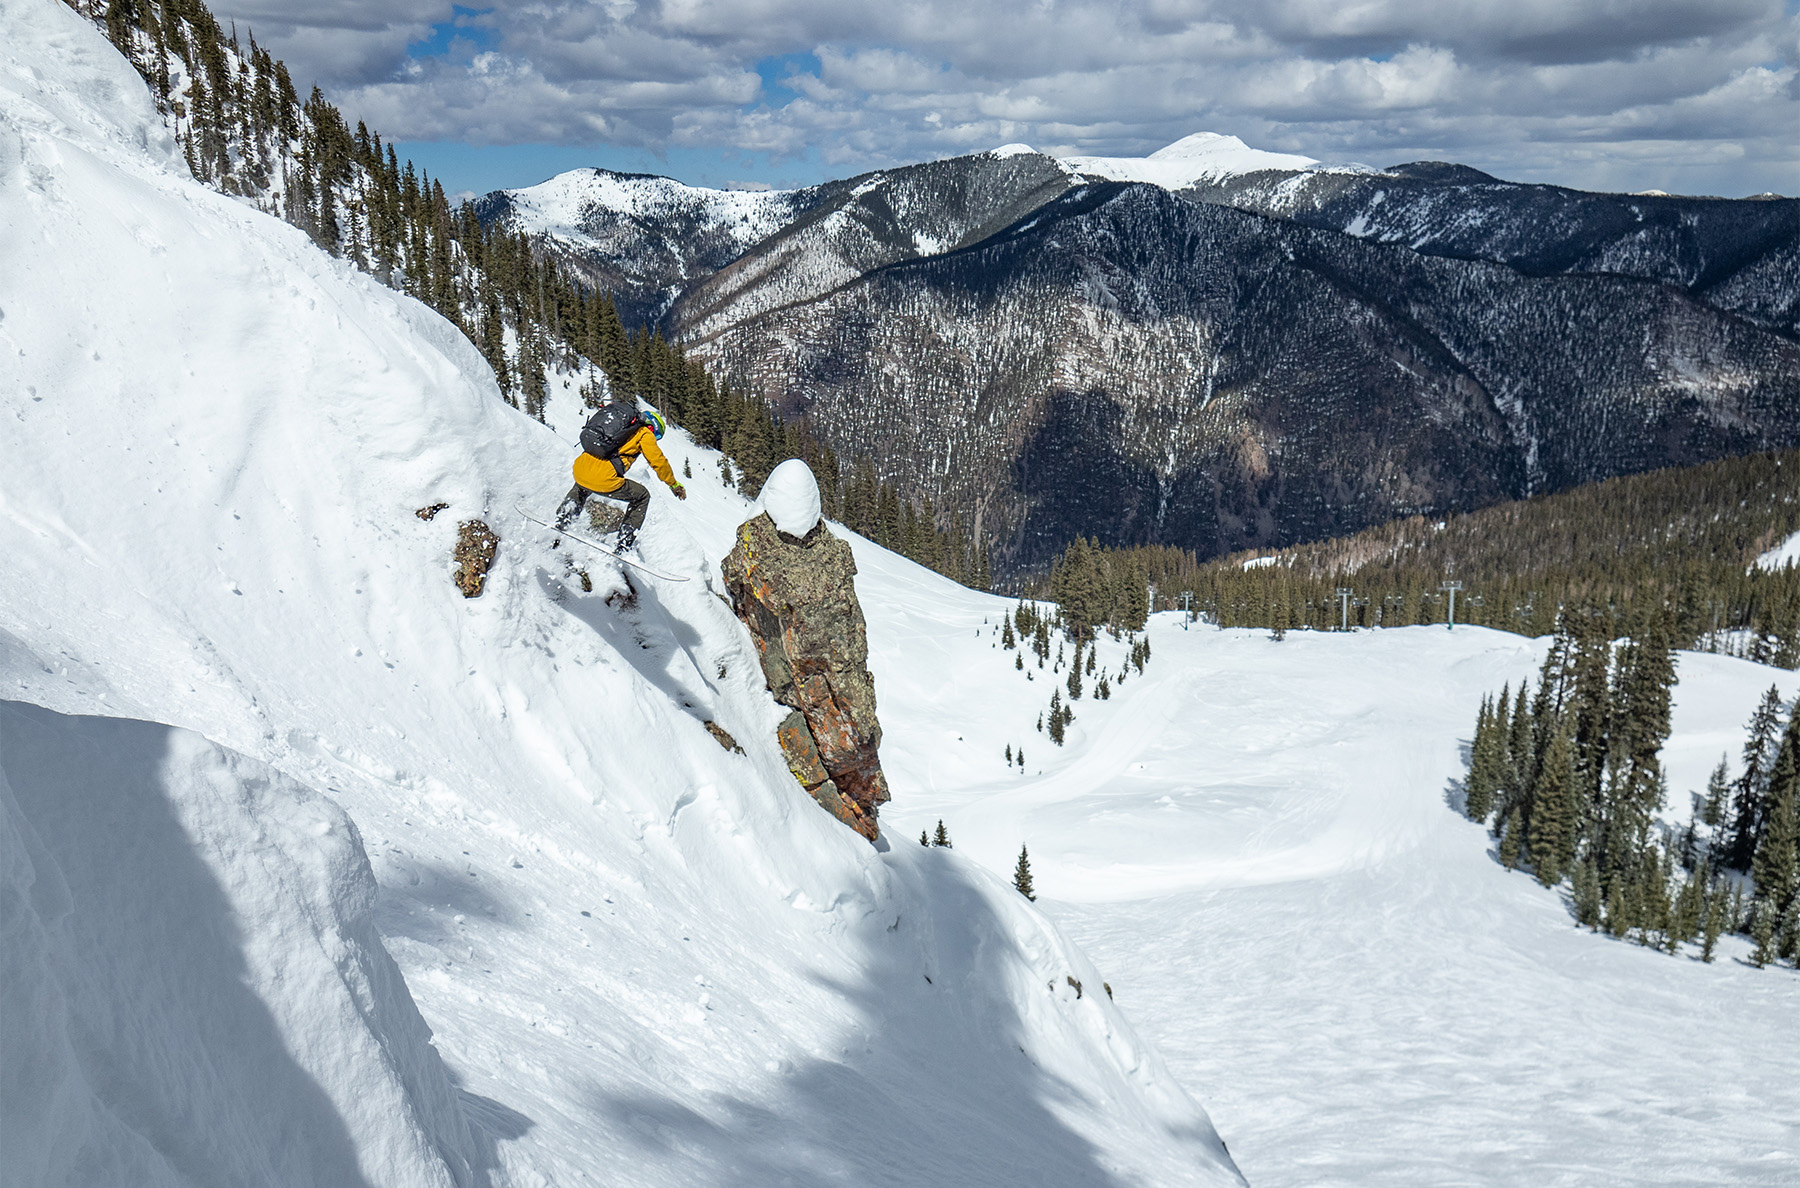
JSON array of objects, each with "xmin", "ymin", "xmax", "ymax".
[{"xmin": 212, "ymin": 0, "xmax": 1800, "ymax": 195}]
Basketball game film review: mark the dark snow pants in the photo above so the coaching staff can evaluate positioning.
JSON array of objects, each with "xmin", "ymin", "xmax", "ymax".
[{"xmin": 555, "ymin": 479, "xmax": 650, "ymax": 532}]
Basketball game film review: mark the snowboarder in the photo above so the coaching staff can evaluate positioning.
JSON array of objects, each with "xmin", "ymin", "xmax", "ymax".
[{"xmin": 554, "ymin": 401, "xmax": 685, "ymax": 549}]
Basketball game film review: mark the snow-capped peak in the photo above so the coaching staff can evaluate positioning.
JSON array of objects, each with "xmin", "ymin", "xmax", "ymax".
[
  {"xmin": 989, "ymin": 142, "xmax": 1040, "ymax": 158},
  {"xmin": 498, "ymin": 166, "xmax": 796, "ymax": 240},
  {"xmin": 1147, "ymin": 131, "xmax": 1314, "ymax": 168},
  {"xmin": 1061, "ymin": 131, "xmax": 1355, "ymax": 190}
]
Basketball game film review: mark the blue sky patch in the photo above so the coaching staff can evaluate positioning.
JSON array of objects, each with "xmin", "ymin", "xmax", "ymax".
[
  {"xmin": 753, "ymin": 52, "xmax": 823, "ymax": 108},
  {"xmin": 408, "ymin": 6, "xmax": 500, "ymax": 60}
]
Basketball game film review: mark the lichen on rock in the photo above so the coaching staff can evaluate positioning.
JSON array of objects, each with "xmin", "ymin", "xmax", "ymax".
[
  {"xmin": 722, "ymin": 510, "xmax": 890, "ymax": 841},
  {"xmin": 453, "ymin": 520, "xmax": 498, "ymax": 598}
]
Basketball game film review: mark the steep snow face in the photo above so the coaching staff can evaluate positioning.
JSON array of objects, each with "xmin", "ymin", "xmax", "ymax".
[
  {"xmin": 1, "ymin": 697, "xmax": 476, "ymax": 1188},
  {"xmin": 1061, "ymin": 132, "xmax": 1348, "ymax": 189},
  {"xmin": 0, "ymin": 2, "xmax": 1242, "ymax": 1184}
]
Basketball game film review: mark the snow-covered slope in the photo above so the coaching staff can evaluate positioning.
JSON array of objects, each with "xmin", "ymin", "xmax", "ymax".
[
  {"xmin": 856, "ymin": 578, "xmax": 1800, "ymax": 1185},
  {"xmin": 0, "ymin": 1, "xmax": 1241, "ymax": 1184},
  {"xmin": 1756, "ymin": 529, "xmax": 1800, "ymax": 571}
]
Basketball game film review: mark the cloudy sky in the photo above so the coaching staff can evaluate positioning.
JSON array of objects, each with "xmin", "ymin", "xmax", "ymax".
[{"xmin": 212, "ymin": 0, "xmax": 1798, "ymax": 198}]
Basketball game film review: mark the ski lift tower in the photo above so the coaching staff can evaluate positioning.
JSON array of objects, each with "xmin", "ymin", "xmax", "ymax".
[
  {"xmin": 1440, "ymin": 580, "xmax": 1464, "ymax": 630},
  {"xmin": 1180, "ymin": 590, "xmax": 1193, "ymax": 631},
  {"xmin": 1335, "ymin": 587, "xmax": 1354, "ymax": 632}
]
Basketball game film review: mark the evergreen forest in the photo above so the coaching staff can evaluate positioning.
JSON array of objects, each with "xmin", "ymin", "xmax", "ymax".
[
  {"xmin": 1462, "ymin": 610, "xmax": 1800, "ymax": 967},
  {"xmin": 1027, "ymin": 451, "xmax": 1800, "ymax": 661}
]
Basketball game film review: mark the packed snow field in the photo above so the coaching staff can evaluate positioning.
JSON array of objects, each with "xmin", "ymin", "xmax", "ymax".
[
  {"xmin": 872, "ymin": 612, "xmax": 1800, "ymax": 1186},
  {"xmin": 3, "ymin": 3, "xmax": 1796, "ymax": 1186}
]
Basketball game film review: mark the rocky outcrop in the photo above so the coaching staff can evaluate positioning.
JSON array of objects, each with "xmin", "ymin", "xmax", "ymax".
[
  {"xmin": 453, "ymin": 520, "xmax": 498, "ymax": 598},
  {"xmin": 722, "ymin": 512, "xmax": 890, "ymax": 841}
]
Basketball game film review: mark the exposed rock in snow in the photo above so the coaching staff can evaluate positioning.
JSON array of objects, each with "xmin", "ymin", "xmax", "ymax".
[
  {"xmin": 722, "ymin": 514, "xmax": 892, "ymax": 840},
  {"xmin": 759, "ymin": 458, "xmax": 823, "ymax": 537}
]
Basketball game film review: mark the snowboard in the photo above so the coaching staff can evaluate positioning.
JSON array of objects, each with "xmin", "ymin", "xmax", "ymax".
[{"xmin": 516, "ymin": 504, "xmax": 690, "ymax": 582}]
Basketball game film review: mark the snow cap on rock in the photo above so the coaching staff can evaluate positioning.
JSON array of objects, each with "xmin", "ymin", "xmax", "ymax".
[{"xmin": 761, "ymin": 458, "xmax": 822, "ymax": 537}]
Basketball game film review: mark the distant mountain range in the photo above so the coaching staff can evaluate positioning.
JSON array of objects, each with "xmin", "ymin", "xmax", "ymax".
[{"xmin": 475, "ymin": 135, "xmax": 1800, "ymax": 575}]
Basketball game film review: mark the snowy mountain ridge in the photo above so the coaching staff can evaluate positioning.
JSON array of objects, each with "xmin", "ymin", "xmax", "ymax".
[
  {"xmin": 474, "ymin": 166, "xmax": 830, "ymax": 326},
  {"xmin": 0, "ymin": 2, "xmax": 1242, "ymax": 1183},
  {"xmin": 478, "ymin": 129, "xmax": 1798, "ymax": 579}
]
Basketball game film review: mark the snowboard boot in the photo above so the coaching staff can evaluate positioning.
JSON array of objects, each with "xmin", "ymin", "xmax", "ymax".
[
  {"xmin": 614, "ymin": 523, "xmax": 638, "ymax": 553},
  {"xmin": 552, "ymin": 486, "xmax": 586, "ymax": 530}
]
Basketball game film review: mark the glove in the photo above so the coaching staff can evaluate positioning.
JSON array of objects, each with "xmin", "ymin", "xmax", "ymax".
[{"xmin": 671, "ymin": 482, "xmax": 687, "ymax": 501}]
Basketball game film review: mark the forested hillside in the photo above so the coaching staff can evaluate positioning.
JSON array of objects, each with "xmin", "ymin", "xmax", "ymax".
[
  {"xmin": 698, "ymin": 181, "xmax": 1799, "ymax": 577},
  {"xmin": 1176, "ymin": 163, "xmax": 1799, "ymax": 336},
  {"xmin": 1034, "ymin": 450, "xmax": 1800, "ymax": 663}
]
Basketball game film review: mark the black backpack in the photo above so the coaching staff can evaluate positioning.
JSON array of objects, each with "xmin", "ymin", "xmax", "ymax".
[{"xmin": 580, "ymin": 402, "xmax": 642, "ymax": 463}]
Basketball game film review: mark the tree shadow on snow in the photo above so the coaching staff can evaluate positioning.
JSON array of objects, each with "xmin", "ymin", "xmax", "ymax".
[
  {"xmin": 0, "ymin": 702, "xmax": 381, "ymax": 1187},
  {"xmin": 573, "ymin": 854, "xmax": 1198, "ymax": 1188},
  {"xmin": 1442, "ymin": 775, "xmax": 1468, "ymax": 816}
]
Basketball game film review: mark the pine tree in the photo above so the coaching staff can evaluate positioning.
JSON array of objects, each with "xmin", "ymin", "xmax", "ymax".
[
  {"xmin": 1013, "ymin": 845, "xmax": 1036, "ymax": 901},
  {"xmin": 1671, "ymin": 863, "xmax": 1705, "ymax": 946},
  {"xmin": 1048, "ymin": 690, "xmax": 1066, "ymax": 746},
  {"xmin": 1465, "ymin": 695, "xmax": 1499, "ymax": 823},
  {"xmin": 1603, "ymin": 879, "xmax": 1630, "ymax": 939},
  {"xmin": 1017, "ymin": 747, "xmax": 1025, "ymax": 769},
  {"xmin": 1751, "ymin": 709, "xmax": 1799, "ymax": 913},
  {"xmin": 1005, "ymin": 743, "xmax": 1013, "ymax": 764},
  {"xmin": 1728, "ymin": 685, "xmax": 1785, "ymax": 870},
  {"xmin": 933, "ymin": 819, "xmax": 951, "ymax": 847},
  {"xmin": 480, "ymin": 290, "xmax": 511, "ymax": 401},
  {"xmin": 520, "ymin": 327, "xmax": 547, "ymax": 422},
  {"xmin": 1749, "ymin": 896, "xmax": 1777, "ymax": 966},
  {"xmin": 920, "ymin": 830, "xmax": 929, "ymax": 847},
  {"xmin": 1572, "ymin": 857, "xmax": 1603, "ymax": 928},
  {"xmin": 1701, "ymin": 755, "xmax": 1732, "ymax": 854},
  {"xmin": 1500, "ymin": 807, "xmax": 1524, "ymax": 870},
  {"xmin": 1700, "ymin": 877, "xmax": 1726, "ymax": 962},
  {"xmin": 1529, "ymin": 728, "xmax": 1576, "ymax": 885}
]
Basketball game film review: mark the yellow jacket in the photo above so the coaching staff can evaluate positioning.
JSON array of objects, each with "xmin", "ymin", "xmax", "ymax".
[{"xmin": 572, "ymin": 425, "xmax": 676, "ymax": 494}]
